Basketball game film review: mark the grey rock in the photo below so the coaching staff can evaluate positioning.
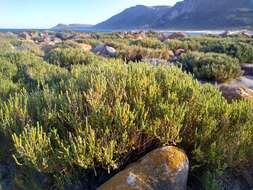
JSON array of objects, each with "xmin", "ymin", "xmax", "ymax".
[
  {"xmin": 55, "ymin": 32, "xmax": 74, "ymax": 41},
  {"xmin": 143, "ymin": 58, "xmax": 170, "ymax": 66},
  {"xmin": 0, "ymin": 167, "xmax": 5, "ymax": 181},
  {"xmin": 241, "ymin": 64, "xmax": 253, "ymax": 75},
  {"xmin": 92, "ymin": 44, "xmax": 117, "ymax": 57}
]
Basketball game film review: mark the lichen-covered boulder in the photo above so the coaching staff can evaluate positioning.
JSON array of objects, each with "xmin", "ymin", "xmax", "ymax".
[
  {"xmin": 98, "ymin": 146, "xmax": 189, "ymax": 190},
  {"xmin": 219, "ymin": 85, "xmax": 253, "ymax": 101}
]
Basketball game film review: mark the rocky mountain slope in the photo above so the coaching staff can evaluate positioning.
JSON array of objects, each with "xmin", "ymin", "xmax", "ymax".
[
  {"xmin": 95, "ymin": 0, "xmax": 253, "ymax": 29},
  {"xmin": 95, "ymin": 5, "xmax": 171, "ymax": 29}
]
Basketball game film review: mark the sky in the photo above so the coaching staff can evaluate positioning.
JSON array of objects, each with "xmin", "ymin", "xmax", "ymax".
[{"xmin": 0, "ymin": 0, "xmax": 181, "ymax": 28}]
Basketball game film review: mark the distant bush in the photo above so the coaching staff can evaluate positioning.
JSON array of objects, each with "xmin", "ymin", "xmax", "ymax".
[
  {"xmin": 0, "ymin": 59, "xmax": 18, "ymax": 80},
  {"xmin": 178, "ymin": 51, "xmax": 242, "ymax": 82},
  {"xmin": 164, "ymin": 39, "xmax": 201, "ymax": 51},
  {"xmin": 117, "ymin": 45, "xmax": 171, "ymax": 62},
  {"xmin": 0, "ymin": 33, "xmax": 16, "ymax": 52},
  {"xmin": 130, "ymin": 38, "xmax": 165, "ymax": 49},
  {"xmin": 202, "ymin": 40, "xmax": 253, "ymax": 63},
  {"xmin": 0, "ymin": 51, "xmax": 43, "ymax": 68},
  {"xmin": 0, "ymin": 78, "xmax": 19, "ymax": 99},
  {"xmin": 11, "ymin": 40, "xmax": 44, "ymax": 56},
  {"xmin": 0, "ymin": 51, "xmax": 45, "ymax": 83},
  {"xmin": 46, "ymin": 48, "xmax": 100, "ymax": 68}
]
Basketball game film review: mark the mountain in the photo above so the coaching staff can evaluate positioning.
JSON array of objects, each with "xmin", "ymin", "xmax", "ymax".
[
  {"xmin": 52, "ymin": 24, "xmax": 94, "ymax": 31},
  {"xmin": 95, "ymin": 0, "xmax": 253, "ymax": 30},
  {"xmin": 95, "ymin": 5, "xmax": 171, "ymax": 29},
  {"xmin": 155, "ymin": 0, "xmax": 253, "ymax": 29}
]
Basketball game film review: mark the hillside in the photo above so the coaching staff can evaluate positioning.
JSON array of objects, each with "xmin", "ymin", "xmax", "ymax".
[
  {"xmin": 95, "ymin": 0, "xmax": 253, "ymax": 29},
  {"xmin": 95, "ymin": 5, "xmax": 171, "ymax": 29},
  {"xmin": 52, "ymin": 23, "xmax": 94, "ymax": 30}
]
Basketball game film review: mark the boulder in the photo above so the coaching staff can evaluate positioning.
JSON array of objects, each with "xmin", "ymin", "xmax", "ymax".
[
  {"xmin": 168, "ymin": 50, "xmax": 175, "ymax": 58},
  {"xmin": 220, "ymin": 31, "xmax": 232, "ymax": 38},
  {"xmin": 98, "ymin": 146, "xmax": 189, "ymax": 190},
  {"xmin": 51, "ymin": 37, "xmax": 62, "ymax": 44},
  {"xmin": 240, "ymin": 32, "xmax": 251, "ymax": 38},
  {"xmin": 175, "ymin": 49, "xmax": 187, "ymax": 56},
  {"xmin": 18, "ymin": 32, "xmax": 31, "ymax": 40},
  {"xmin": 92, "ymin": 44, "xmax": 117, "ymax": 57},
  {"xmin": 55, "ymin": 32, "xmax": 74, "ymax": 40},
  {"xmin": 39, "ymin": 42, "xmax": 55, "ymax": 52},
  {"xmin": 13, "ymin": 43, "xmax": 37, "ymax": 52},
  {"xmin": 219, "ymin": 85, "xmax": 253, "ymax": 101},
  {"xmin": 159, "ymin": 33, "xmax": 170, "ymax": 42},
  {"xmin": 135, "ymin": 31, "xmax": 146, "ymax": 40},
  {"xmin": 79, "ymin": 44, "xmax": 92, "ymax": 52},
  {"xmin": 168, "ymin": 32, "xmax": 187, "ymax": 40},
  {"xmin": 241, "ymin": 64, "xmax": 253, "ymax": 75}
]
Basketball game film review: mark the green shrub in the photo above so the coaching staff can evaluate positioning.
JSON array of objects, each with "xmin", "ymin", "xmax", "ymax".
[
  {"xmin": 0, "ymin": 78, "xmax": 19, "ymax": 99},
  {"xmin": 0, "ymin": 59, "xmax": 18, "ymax": 80},
  {"xmin": 117, "ymin": 45, "xmax": 171, "ymax": 62},
  {"xmin": 130, "ymin": 38, "xmax": 164, "ymax": 49},
  {"xmin": 12, "ymin": 123, "xmax": 57, "ymax": 173},
  {"xmin": 46, "ymin": 48, "xmax": 100, "ymax": 68},
  {"xmin": 0, "ymin": 51, "xmax": 68, "ymax": 90},
  {"xmin": 164, "ymin": 38, "xmax": 201, "ymax": 51},
  {"xmin": 10, "ymin": 40, "xmax": 44, "ymax": 56},
  {"xmin": 2, "ymin": 63, "xmax": 249, "ymax": 181},
  {"xmin": 23, "ymin": 60, "xmax": 70, "ymax": 90},
  {"xmin": 202, "ymin": 41, "xmax": 253, "ymax": 63},
  {"xmin": 178, "ymin": 51, "xmax": 242, "ymax": 82},
  {"xmin": 0, "ymin": 51, "xmax": 43, "ymax": 69},
  {"xmin": 0, "ymin": 92, "xmax": 30, "ymax": 135},
  {"xmin": 0, "ymin": 34, "xmax": 252, "ymax": 189}
]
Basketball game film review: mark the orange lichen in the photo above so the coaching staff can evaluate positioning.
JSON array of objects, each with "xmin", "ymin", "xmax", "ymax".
[{"xmin": 98, "ymin": 146, "xmax": 188, "ymax": 190}]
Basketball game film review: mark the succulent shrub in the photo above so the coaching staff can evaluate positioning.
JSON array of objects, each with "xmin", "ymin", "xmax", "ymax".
[
  {"xmin": 117, "ymin": 45, "xmax": 171, "ymax": 62},
  {"xmin": 1, "ymin": 63, "xmax": 249, "ymax": 179},
  {"xmin": 202, "ymin": 41, "xmax": 253, "ymax": 63},
  {"xmin": 130, "ymin": 38, "xmax": 165, "ymax": 49},
  {"xmin": 164, "ymin": 38, "xmax": 201, "ymax": 51},
  {"xmin": 178, "ymin": 51, "xmax": 242, "ymax": 82},
  {"xmin": 46, "ymin": 48, "xmax": 100, "ymax": 68},
  {"xmin": 0, "ymin": 59, "xmax": 18, "ymax": 80},
  {"xmin": 0, "ymin": 34, "xmax": 252, "ymax": 189}
]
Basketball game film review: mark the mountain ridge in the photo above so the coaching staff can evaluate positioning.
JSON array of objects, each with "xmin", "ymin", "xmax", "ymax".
[
  {"xmin": 52, "ymin": 23, "xmax": 94, "ymax": 30},
  {"xmin": 95, "ymin": 0, "xmax": 253, "ymax": 30},
  {"xmin": 95, "ymin": 5, "xmax": 172, "ymax": 30}
]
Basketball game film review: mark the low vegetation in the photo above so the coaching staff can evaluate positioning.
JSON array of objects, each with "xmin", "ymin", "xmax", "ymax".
[
  {"xmin": 46, "ymin": 48, "xmax": 101, "ymax": 69},
  {"xmin": 178, "ymin": 51, "xmax": 242, "ymax": 82},
  {"xmin": 0, "ymin": 32, "xmax": 252, "ymax": 189},
  {"xmin": 201, "ymin": 40, "xmax": 253, "ymax": 63}
]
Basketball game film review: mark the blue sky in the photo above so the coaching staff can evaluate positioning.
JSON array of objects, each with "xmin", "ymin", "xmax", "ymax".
[{"xmin": 0, "ymin": 0, "xmax": 180, "ymax": 28}]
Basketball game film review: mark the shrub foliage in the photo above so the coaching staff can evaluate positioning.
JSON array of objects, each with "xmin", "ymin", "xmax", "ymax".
[
  {"xmin": 178, "ymin": 51, "xmax": 242, "ymax": 82},
  {"xmin": 0, "ymin": 33, "xmax": 252, "ymax": 189}
]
